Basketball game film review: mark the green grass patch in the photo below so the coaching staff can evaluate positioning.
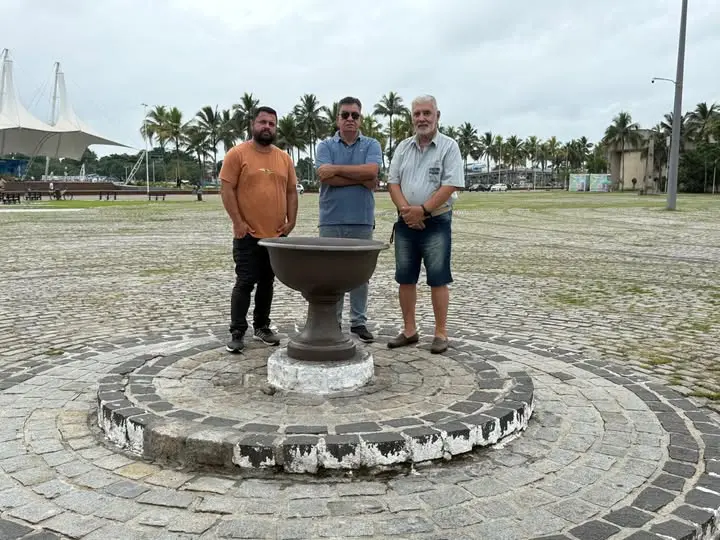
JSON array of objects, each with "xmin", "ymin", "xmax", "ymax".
[
  {"xmin": 550, "ymin": 292, "xmax": 591, "ymax": 306},
  {"xmin": 374, "ymin": 191, "xmax": 720, "ymax": 212},
  {"xmin": 621, "ymin": 285, "xmax": 651, "ymax": 295},
  {"xmin": 689, "ymin": 390, "xmax": 720, "ymax": 401},
  {"xmin": 644, "ymin": 353, "xmax": 673, "ymax": 366},
  {"xmin": 45, "ymin": 348, "xmax": 65, "ymax": 356}
]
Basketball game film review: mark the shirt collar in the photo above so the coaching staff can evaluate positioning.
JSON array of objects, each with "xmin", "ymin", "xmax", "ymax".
[
  {"xmin": 333, "ymin": 131, "xmax": 363, "ymax": 147},
  {"xmin": 413, "ymin": 130, "xmax": 440, "ymax": 149}
]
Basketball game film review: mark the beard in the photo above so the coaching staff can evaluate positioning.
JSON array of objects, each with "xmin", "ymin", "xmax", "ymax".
[{"xmin": 253, "ymin": 129, "xmax": 275, "ymax": 146}]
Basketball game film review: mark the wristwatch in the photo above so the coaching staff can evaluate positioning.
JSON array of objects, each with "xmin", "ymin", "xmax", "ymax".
[{"xmin": 421, "ymin": 204, "xmax": 431, "ymax": 217}]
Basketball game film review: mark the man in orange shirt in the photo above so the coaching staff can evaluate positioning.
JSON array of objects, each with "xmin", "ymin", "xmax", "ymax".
[{"xmin": 219, "ymin": 106, "xmax": 299, "ymax": 353}]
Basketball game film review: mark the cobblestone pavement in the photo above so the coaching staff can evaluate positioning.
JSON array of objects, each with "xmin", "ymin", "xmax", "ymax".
[{"xmin": 0, "ymin": 193, "xmax": 719, "ymax": 539}]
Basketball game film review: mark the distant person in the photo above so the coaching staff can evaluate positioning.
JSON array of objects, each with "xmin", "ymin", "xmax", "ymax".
[
  {"xmin": 315, "ymin": 96, "xmax": 382, "ymax": 342},
  {"xmin": 219, "ymin": 106, "xmax": 299, "ymax": 353},
  {"xmin": 386, "ymin": 95, "xmax": 465, "ymax": 354}
]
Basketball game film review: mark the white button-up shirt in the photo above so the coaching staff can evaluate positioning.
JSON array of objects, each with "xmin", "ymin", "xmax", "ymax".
[{"xmin": 387, "ymin": 131, "xmax": 464, "ymax": 207}]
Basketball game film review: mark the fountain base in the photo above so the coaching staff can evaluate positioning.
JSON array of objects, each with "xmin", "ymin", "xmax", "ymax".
[{"xmin": 267, "ymin": 347, "xmax": 374, "ymax": 394}]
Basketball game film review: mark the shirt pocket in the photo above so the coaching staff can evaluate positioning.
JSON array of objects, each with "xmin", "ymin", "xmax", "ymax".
[{"xmin": 428, "ymin": 160, "xmax": 442, "ymax": 188}]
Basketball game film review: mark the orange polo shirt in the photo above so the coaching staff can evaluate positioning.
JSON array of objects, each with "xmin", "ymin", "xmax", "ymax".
[{"xmin": 219, "ymin": 141, "xmax": 297, "ymax": 239}]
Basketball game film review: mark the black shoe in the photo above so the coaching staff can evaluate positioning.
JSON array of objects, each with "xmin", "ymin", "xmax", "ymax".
[
  {"xmin": 351, "ymin": 325, "xmax": 374, "ymax": 343},
  {"xmin": 254, "ymin": 326, "xmax": 280, "ymax": 346},
  {"xmin": 226, "ymin": 331, "xmax": 245, "ymax": 353}
]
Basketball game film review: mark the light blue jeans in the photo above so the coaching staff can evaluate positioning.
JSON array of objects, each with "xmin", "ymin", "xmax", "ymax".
[{"xmin": 318, "ymin": 224, "xmax": 373, "ymax": 328}]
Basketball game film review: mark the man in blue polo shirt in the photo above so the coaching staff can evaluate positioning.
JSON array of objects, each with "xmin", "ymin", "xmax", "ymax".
[{"xmin": 315, "ymin": 96, "xmax": 383, "ymax": 342}]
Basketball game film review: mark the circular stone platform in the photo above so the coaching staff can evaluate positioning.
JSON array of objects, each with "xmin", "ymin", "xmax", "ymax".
[
  {"xmin": 267, "ymin": 348, "xmax": 374, "ymax": 393},
  {"xmin": 96, "ymin": 331, "xmax": 535, "ymax": 473}
]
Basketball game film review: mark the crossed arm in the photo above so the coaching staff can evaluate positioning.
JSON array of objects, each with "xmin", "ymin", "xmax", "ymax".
[
  {"xmin": 315, "ymin": 139, "xmax": 382, "ymax": 189},
  {"xmin": 317, "ymin": 163, "xmax": 378, "ymax": 189}
]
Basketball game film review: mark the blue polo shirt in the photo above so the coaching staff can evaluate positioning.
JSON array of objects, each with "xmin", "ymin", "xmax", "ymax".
[{"xmin": 315, "ymin": 132, "xmax": 383, "ymax": 227}]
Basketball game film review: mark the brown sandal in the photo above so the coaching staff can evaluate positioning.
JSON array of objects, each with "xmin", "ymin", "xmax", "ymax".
[
  {"xmin": 387, "ymin": 332, "xmax": 419, "ymax": 349},
  {"xmin": 430, "ymin": 337, "xmax": 448, "ymax": 354}
]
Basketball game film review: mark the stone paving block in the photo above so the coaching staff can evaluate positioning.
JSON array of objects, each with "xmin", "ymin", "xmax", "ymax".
[
  {"xmin": 430, "ymin": 505, "xmax": 485, "ymax": 529},
  {"xmin": 137, "ymin": 487, "xmax": 196, "ymax": 508},
  {"xmin": 286, "ymin": 498, "xmax": 330, "ymax": 518},
  {"xmin": 7, "ymin": 501, "xmax": 62, "ymax": 524},
  {"xmin": 180, "ymin": 475, "xmax": 236, "ymax": 494},
  {"xmin": 167, "ymin": 513, "xmax": 220, "ymax": 534},
  {"xmin": 632, "ymin": 486, "xmax": 676, "ymax": 512},
  {"xmin": 604, "ymin": 506, "xmax": 655, "ymax": 527},
  {"xmin": 41, "ymin": 512, "xmax": 108, "ymax": 538},
  {"xmin": 215, "ymin": 517, "xmax": 274, "ymax": 538},
  {"xmin": 569, "ymin": 519, "xmax": 620, "ymax": 540},
  {"xmin": 315, "ymin": 517, "xmax": 374, "ymax": 537},
  {"xmin": 0, "ymin": 487, "xmax": 36, "ymax": 510},
  {"xmin": 0, "ymin": 518, "xmax": 33, "ymax": 539},
  {"xmin": 376, "ymin": 515, "xmax": 435, "ymax": 535},
  {"xmin": 418, "ymin": 486, "xmax": 473, "ymax": 509}
]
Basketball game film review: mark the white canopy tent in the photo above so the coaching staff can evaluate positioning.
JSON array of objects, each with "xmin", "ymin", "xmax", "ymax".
[{"xmin": 0, "ymin": 49, "xmax": 129, "ymax": 161}]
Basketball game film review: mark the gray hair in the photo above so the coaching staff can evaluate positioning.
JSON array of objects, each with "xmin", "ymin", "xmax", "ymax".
[{"xmin": 411, "ymin": 94, "xmax": 438, "ymax": 110}]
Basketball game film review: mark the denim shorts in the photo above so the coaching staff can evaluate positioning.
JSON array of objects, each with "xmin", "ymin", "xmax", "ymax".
[{"xmin": 393, "ymin": 211, "xmax": 453, "ymax": 287}]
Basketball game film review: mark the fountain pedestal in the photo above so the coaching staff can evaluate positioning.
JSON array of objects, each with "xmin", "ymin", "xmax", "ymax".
[{"xmin": 258, "ymin": 236, "xmax": 388, "ymax": 393}]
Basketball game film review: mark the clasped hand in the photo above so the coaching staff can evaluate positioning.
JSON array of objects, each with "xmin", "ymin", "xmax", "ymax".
[{"xmin": 400, "ymin": 205, "xmax": 425, "ymax": 230}]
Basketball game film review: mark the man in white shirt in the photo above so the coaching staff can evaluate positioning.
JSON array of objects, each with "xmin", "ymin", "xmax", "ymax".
[{"xmin": 386, "ymin": 95, "xmax": 465, "ymax": 354}]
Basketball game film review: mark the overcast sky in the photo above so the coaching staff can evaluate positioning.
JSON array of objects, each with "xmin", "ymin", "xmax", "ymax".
[{"xmin": 3, "ymin": 0, "xmax": 719, "ymax": 158}]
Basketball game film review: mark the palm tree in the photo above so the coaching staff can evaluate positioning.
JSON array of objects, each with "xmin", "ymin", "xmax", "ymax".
[
  {"xmin": 504, "ymin": 135, "xmax": 525, "ymax": 170},
  {"xmin": 490, "ymin": 135, "xmax": 504, "ymax": 182},
  {"xmin": 360, "ymin": 115, "xmax": 387, "ymax": 169},
  {"xmin": 603, "ymin": 111, "xmax": 641, "ymax": 190},
  {"xmin": 276, "ymin": 114, "xmax": 306, "ymax": 162},
  {"xmin": 143, "ymin": 106, "xmax": 188, "ymax": 180},
  {"xmin": 479, "ymin": 131, "xmax": 493, "ymax": 177},
  {"xmin": 439, "ymin": 125, "xmax": 458, "ymax": 139},
  {"xmin": 194, "ymin": 105, "xmax": 226, "ymax": 178},
  {"xmin": 544, "ymin": 136, "xmax": 561, "ymax": 181},
  {"xmin": 524, "ymin": 136, "xmax": 540, "ymax": 170},
  {"xmin": 374, "ymin": 92, "xmax": 409, "ymax": 166},
  {"xmin": 457, "ymin": 122, "xmax": 479, "ymax": 186},
  {"xmin": 141, "ymin": 105, "xmax": 169, "ymax": 147},
  {"xmin": 232, "ymin": 92, "xmax": 260, "ymax": 140},
  {"xmin": 219, "ymin": 109, "xmax": 238, "ymax": 153},
  {"xmin": 688, "ymin": 102, "xmax": 719, "ymax": 142},
  {"xmin": 293, "ymin": 94, "xmax": 325, "ymax": 175},
  {"xmin": 322, "ymin": 102, "xmax": 339, "ymax": 138},
  {"xmin": 389, "ymin": 109, "xmax": 413, "ymax": 154},
  {"xmin": 184, "ymin": 124, "xmax": 211, "ymax": 184}
]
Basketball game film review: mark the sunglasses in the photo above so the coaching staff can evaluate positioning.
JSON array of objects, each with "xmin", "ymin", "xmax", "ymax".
[{"xmin": 340, "ymin": 111, "xmax": 360, "ymax": 120}]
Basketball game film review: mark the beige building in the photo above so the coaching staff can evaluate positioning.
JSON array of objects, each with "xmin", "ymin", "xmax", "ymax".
[{"xmin": 605, "ymin": 129, "xmax": 665, "ymax": 192}]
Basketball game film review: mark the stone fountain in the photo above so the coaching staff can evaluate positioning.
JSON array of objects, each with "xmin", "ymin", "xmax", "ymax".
[
  {"xmin": 96, "ymin": 235, "xmax": 535, "ymax": 474},
  {"xmin": 258, "ymin": 236, "xmax": 389, "ymax": 394}
]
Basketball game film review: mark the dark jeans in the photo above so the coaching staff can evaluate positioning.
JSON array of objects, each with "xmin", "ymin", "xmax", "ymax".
[{"xmin": 230, "ymin": 235, "xmax": 274, "ymax": 335}]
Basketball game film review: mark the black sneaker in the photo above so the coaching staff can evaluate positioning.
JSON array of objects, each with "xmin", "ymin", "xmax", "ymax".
[
  {"xmin": 226, "ymin": 331, "xmax": 245, "ymax": 353},
  {"xmin": 351, "ymin": 325, "xmax": 374, "ymax": 343},
  {"xmin": 254, "ymin": 326, "xmax": 280, "ymax": 346}
]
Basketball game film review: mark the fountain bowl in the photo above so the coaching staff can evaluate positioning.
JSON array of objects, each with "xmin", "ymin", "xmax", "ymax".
[{"xmin": 258, "ymin": 236, "xmax": 389, "ymax": 363}]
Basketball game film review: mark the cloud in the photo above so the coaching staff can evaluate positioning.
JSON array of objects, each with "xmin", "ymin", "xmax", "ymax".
[{"xmin": 2, "ymin": 0, "xmax": 719, "ymax": 157}]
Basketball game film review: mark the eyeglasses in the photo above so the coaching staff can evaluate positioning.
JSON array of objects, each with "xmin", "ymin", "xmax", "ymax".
[{"xmin": 340, "ymin": 111, "xmax": 360, "ymax": 120}]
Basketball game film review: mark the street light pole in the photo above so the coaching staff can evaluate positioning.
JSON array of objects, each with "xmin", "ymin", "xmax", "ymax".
[
  {"xmin": 141, "ymin": 103, "xmax": 150, "ymax": 198},
  {"xmin": 666, "ymin": 0, "xmax": 689, "ymax": 211}
]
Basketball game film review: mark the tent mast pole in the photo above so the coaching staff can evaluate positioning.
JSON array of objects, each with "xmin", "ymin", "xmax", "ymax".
[{"xmin": 44, "ymin": 62, "xmax": 59, "ymax": 180}]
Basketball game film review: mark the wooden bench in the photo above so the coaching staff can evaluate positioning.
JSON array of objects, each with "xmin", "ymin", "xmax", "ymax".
[
  {"xmin": 24, "ymin": 191, "xmax": 43, "ymax": 201},
  {"xmin": 148, "ymin": 193, "xmax": 167, "ymax": 201},
  {"xmin": 1, "ymin": 192, "xmax": 22, "ymax": 204}
]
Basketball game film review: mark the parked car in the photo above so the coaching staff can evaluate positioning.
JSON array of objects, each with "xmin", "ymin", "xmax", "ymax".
[
  {"xmin": 296, "ymin": 184, "xmax": 305, "ymax": 194},
  {"xmin": 490, "ymin": 183, "xmax": 508, "ymax": 192}
]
